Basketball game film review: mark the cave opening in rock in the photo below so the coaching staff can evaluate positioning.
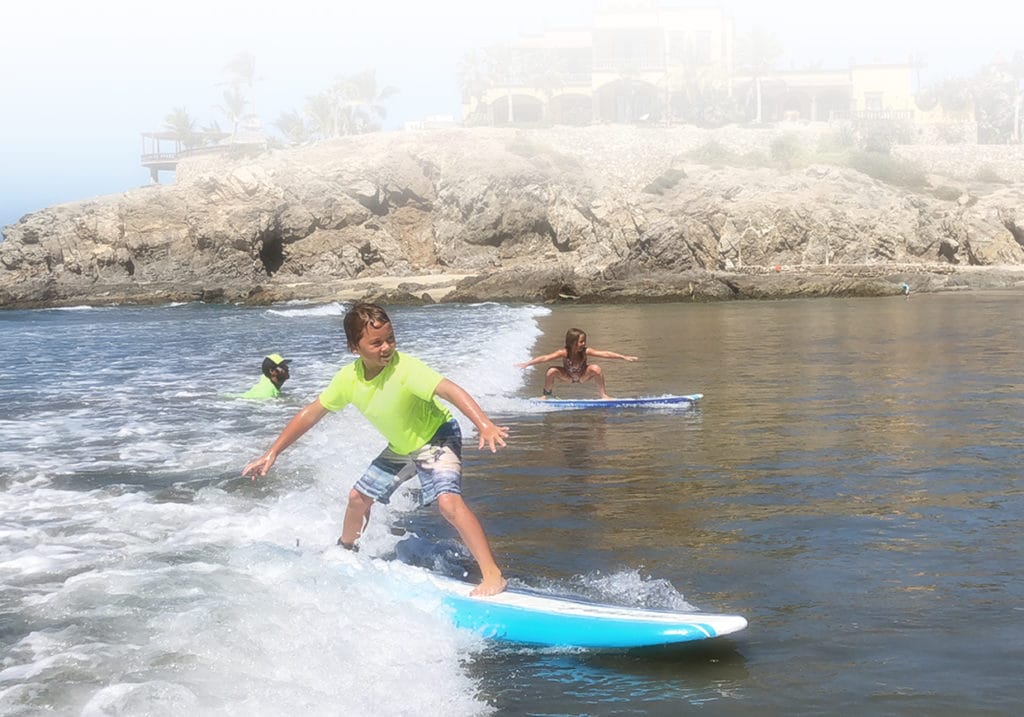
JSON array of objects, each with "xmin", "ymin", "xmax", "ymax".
[
  {"xmin": 259, "ymin": 233, "xmax": 285, "ymax": 276},
  {"xmin": 1005, "ymin": 219, "xmax": 1024, "ymax": 250}
]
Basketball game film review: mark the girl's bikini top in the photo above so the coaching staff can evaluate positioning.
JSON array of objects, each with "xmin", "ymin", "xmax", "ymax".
[{"xmin": 564, "ymin": 352, "xmax": 588, "ymax": 381}]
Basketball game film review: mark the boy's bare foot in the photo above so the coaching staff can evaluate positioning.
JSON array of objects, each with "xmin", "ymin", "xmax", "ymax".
[{"xmin": 471, "ymin": 574, "xmax": 508, "ymax": 597}]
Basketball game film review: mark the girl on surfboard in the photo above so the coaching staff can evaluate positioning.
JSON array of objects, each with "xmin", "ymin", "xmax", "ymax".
[{"xmin": 515, "ymin": 328, "xmax": 637, "ymax": 399}]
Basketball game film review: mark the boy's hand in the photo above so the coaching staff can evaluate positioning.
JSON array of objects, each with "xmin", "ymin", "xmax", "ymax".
[
  {"xmin": 477, "ymin": 422, "xmax": 509, "ymax": 452},
  {"xmin": 243, "ymin": 451, "xmax": 277, "ymax": 480}
]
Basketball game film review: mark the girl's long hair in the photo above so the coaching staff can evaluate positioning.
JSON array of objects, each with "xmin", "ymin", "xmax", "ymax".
[{"xmin": 564, "ymin": 328, "xmax": 587, "ymax": 357}]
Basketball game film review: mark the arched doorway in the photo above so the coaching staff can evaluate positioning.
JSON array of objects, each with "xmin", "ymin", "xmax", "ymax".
[
  {"xmin": 548, "ymin": 93, "xmax": 593, "ymax": 125},
  {"xmin": 490, "ymin": 94, "xmax": 544, "ymax": 125},
  {"xmin": 594, "ymin": 79, "xmax": 662, "ymax": 123}
]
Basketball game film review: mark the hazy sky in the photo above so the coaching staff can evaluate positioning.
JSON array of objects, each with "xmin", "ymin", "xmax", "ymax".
[{"xmin": 1, "ymin": 1, "xmax": 1018, "ymax": 232}]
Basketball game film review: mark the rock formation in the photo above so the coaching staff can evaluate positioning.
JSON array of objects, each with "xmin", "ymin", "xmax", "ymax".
[{"xmin": 2, "ymin": 126, "xmax": 1023, "ymax": 308}]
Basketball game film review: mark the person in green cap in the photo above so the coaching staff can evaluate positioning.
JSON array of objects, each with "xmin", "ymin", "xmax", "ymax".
[{"xmin": 239, "ymin": 354, "xmax": 291, "ymax": 399}]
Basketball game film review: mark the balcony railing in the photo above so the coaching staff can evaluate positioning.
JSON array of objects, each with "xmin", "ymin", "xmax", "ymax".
[
  {"xmin": 141, "ymin": 144, "xmax": 230, "ymax": 166},
  {"xmin": 831, "ymin": 110, "xmax": 915, "ymax": 121},
  {"xmin": 592, "ymin": 58, "xmax": 665, "ymax": 73},
  {"xmin": 140, "ymin": 152, "xmax": 178, "ymax": 165},
  {"xmin": 563, "ymin": 72, "xmax": 593, "ymax": 85}
]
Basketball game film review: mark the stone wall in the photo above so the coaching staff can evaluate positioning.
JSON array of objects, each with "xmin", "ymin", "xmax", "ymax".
[
  {"xmin": 542, "ymin": 124, "xmax": 1024, "ymax": 187},
  {"xmin": 893, "ymin": 144, "xmax": 1024, "ymax": 183},
  {"xmin": 173, "ymin": 125, "xmax": 1023, "ymax": 188}
]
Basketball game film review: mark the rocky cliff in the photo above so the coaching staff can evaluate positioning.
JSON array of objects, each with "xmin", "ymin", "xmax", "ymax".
[{"xmin": 2, "ymin": 126, "xmax": 1023, "ymax": 308}]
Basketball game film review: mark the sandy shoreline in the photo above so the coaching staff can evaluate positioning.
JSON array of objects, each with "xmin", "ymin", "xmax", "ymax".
[
  {"xmin": 261, "ymin": 264, "xmax": 1024, "ymax": 306},
  {"xmin": 270, "ymin": 273, "xmax": 476, "ymax": 303}
]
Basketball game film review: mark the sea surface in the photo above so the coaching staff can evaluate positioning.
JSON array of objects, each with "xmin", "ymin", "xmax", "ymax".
[{"xmin": 1, "ymin": 294, "xmax": 1022, "ymax": 716}]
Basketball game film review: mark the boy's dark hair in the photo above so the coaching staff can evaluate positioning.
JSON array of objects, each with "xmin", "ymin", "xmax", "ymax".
[
  {"xmin": 344, "ymin": 303, "xmax": 391, "ymax": 349},
  {"xmin": 564, "ymin": 328, "xmax": 587, "ymax": 352}
]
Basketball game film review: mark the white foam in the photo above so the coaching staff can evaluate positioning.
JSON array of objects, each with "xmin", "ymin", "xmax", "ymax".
[
  {"xmin": 1, "ymin": 302, "xmax": 546, "ymax": 714},
  {"xmin": 266, "ymin": 301, "xmax": 347, "ymax": 318},
  {"xmin": 0, "ymin": 483, "xmax": 492, "ymax": 715}
]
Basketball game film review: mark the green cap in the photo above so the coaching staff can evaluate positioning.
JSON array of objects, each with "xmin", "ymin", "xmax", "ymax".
[{"xmin": 265, "ymin": 353, "xmax": 290, "ymax": 365}]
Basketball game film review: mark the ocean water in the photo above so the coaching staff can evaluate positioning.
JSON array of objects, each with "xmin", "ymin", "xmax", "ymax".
[{"xmin": 1, "ymin": 295, "xmax": 1022, "ymax": 716}]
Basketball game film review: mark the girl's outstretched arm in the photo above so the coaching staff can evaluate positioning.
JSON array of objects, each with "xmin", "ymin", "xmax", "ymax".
[
  {"xmin": 586, "ymin": 348, "xmax": 638, "ymax": 362},
  {"xmin": 515, "ymin": 348, "xmax": 566, "ymax": 369}
]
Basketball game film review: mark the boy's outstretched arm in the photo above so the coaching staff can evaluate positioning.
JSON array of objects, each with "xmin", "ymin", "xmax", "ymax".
[
  {"xmin": 243, "ymin": 399, "xmax": 329, "ymax": 479},
  {"xmin": 434, "ymin": 378, "xmax": 509, "ymax": 452}
]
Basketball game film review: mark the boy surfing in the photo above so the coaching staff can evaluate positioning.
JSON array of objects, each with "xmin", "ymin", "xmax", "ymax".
[{"xmin": 243, "ymin": 303, "xmax": 509, "ymax": 596}]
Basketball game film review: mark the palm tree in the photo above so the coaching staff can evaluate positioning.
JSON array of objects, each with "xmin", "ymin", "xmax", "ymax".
[
  {"xmin": 525, "ymin": 50, "xmax": 567, "ymax": 123},
  {"xmin": 304, "ymin": 92, "xmax": 336, "ymax": 139},
  {"xmin": 458, "ymin": 49, "xmax": 493, "ymax": 125},
  {"xmin": 217, "ymin": 86, "xmax": 248, "ymax": 135},
  {"xmin": 669, "ymin": 66, "xmax": 740, "ymax": 128},
  {"xmin": 200, "ymin": 120, "xmax": 223, "ymax": 146},
  {"xmin": 162, "ymin": 106, "xmax": 199, "ymax": 149},
  {"xmin": 273, "ymin": 110, "xmax": 310, "ymax": 145},
  {"xmin": 485, "ymin": 45, "xmax": 515, "ymax": 124},
  {"xmin": 279, "ymin": 69, "xmax": 398, "ymax": 143},
  {"xmin": 971, "ymin": 62, "xmax": 1019, "ymax": 144},
  {"xmin": 932, "ymin": 77, "xmax": 972, "ymax": 112},
  {"xmin": 1011, "ymin": 51, "xmax": 1024, "ymax": 143},
  {"xmin": 736, "ymin": 27, "xmax": 782, "ymax": 123},
  {"xmin": 223, "ymin": 51, "xmax": 258, "ymax": 117},
  {"xmin": 331, "ymin": 69, "xmax": 398, "ymax": 135}
]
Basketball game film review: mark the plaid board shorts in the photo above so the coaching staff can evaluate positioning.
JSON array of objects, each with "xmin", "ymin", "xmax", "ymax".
[{"xmin": 353, "ymin": 419, "xmax": 463, "ymax": 505}]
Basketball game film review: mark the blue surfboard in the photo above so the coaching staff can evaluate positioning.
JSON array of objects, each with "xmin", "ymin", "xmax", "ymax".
[
  {"xmin": 331, "ymin": 534, "xmax": 743, "ymax": 649},
  {"xmin": 423, "ymin": 571, "xmax": 746, "ymax": 648},
  {"xmin": 534, "ymin": 393, "xmax": 703, "ymax": 409}
]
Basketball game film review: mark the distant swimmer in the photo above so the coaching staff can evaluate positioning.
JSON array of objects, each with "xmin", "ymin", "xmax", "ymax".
[{"xmin": 239, "ymin": 353, "xmax": 291, "ymax": 399}]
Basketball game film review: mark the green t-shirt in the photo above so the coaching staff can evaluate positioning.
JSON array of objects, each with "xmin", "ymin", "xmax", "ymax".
[
  {"xmin": 318, "ymin": 351, "xmax": 451, "ymax": 455},
  {"xmin": 239, "ymin": 375, "xmax": 281, "ymax": 400}
]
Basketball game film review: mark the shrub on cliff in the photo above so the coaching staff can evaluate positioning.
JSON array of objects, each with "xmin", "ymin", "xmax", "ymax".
[
  {"xmin": 769, "ymin": 133, "xmax": 804, "ymax": 168},
  {"xmin": 643, "ymin": 167, "xmax": 688, "ymax": 194},
  {"xmin": 844, "ymin": 151, "xmax": 928, "ymax": 188},
  {"xmin": 975, "ymin": 164, "xmax": 1007, "ymax": 184},
  {"xmin": 685, "ymin": 141, "xmax": 741, "ymax": 166}
]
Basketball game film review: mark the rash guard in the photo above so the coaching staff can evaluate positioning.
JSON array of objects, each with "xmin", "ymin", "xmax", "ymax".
[{"xmin": 318, "ymin": 351, "xmax": 451, "ymax": 455}]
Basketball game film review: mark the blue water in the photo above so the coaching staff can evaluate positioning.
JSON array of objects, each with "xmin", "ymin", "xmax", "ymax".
[{"xmin": 2, "ymin": 295, "xmax": 1023, "ymax": 715}]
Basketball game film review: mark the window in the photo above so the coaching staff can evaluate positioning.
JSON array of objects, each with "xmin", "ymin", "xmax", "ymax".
[
  {"xmin": 668, "ymin": 32, "xmax": 686, "ymax": 63},
  {"xmin": 695, "ymin": 31, "xmax": 712, "ymax": 64}
]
